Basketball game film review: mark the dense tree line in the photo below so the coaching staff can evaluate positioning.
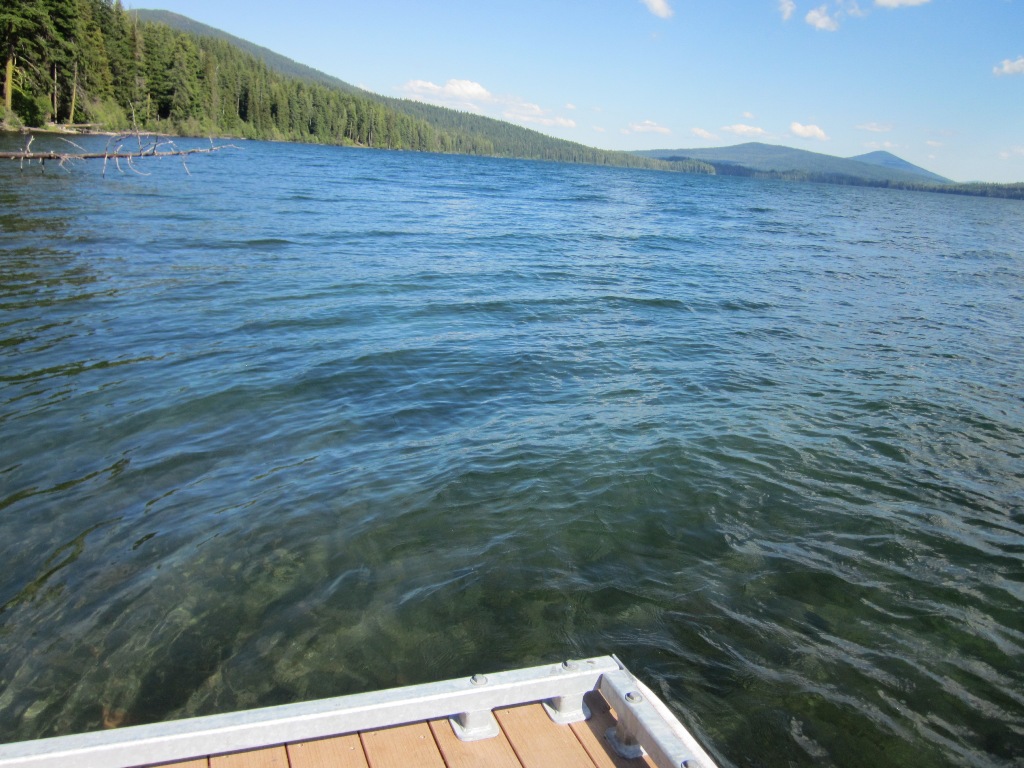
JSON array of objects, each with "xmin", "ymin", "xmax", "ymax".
[
  {"xmin": 0, "ymin": 0, "xmax": 714, "ymax": 173},
  {"xmin": 884, "ymin": 180, "xmax": 1024, "ymax": 200}
]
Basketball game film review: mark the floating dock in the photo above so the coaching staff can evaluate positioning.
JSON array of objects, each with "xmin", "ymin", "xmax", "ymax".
[{"xmin": 0, "ymin": 656, "xmax": 717, "ymax": 768}]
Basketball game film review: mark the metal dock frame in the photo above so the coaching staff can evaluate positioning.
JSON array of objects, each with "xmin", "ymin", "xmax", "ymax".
[{"xmin": 0, "ymin": 655, "xmax": 717, "ymax": 768}]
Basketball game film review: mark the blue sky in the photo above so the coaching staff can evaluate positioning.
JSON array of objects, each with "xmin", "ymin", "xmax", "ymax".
[{"xmin": 132, "ymin": 0, "xmax": 1023, "ymax": 182}]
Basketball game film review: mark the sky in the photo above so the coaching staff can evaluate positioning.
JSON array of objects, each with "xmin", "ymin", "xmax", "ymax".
[{"xmin": 128, "ymin": 0, "xmax": 1024, "ymax": 183}]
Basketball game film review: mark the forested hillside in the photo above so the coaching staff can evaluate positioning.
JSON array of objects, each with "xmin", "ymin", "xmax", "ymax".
[
  {"xmin": 131, "ymin": 9, "xmax": 371, "ymax": 96},
  {"xmin": 637, "ymin": 143, "xmax": 1024, "ymax": 199},
  {"xmin": 0, "ymin": 0, "xmax": 713, "ymax": 172},
  {"xmin": 130, "ymin": 9, "xmax": 709, "ymax": 170},
  {"xmin": 637, "ymin": 143, "xmax": 951, "ymax": 186}
]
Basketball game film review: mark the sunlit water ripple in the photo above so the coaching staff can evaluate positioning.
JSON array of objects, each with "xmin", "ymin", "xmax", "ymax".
[{"xmin": 1, "ymin": 136, "xmax": 1022, "ymax": 767}]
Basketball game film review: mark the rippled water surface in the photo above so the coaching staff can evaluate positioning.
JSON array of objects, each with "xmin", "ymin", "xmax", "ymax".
[{"xmin": 1, "ymin": 137, "xmax": 1022, "ymax": 766}]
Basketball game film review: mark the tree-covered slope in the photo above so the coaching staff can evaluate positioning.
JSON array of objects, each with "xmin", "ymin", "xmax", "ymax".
[
  {"xmin": 636, "ymin": 142, "xmax": 951, "ymax": 186},
  {"xmin": 636, "ymin": 143, "xmax": 1024, "ymax": 198},
  {"xmin": 131, "ymin": 9, "xmax": 369, "ymax": 96},
  {"xmin": 129, "ymin": 8, "xmax": 712, "ymax": 172},
  {"xmin": 848, "ymin": 150, "xmax": 950, "ymax": 184}
]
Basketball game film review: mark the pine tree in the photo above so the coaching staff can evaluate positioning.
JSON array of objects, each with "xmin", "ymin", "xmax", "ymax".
[
  {"xmin": 1, "ymin": 0, "xmax": 52, "ymax": 120},
  {"xmin": 168, "ymin": 34, "xmax": 199, "ymax": 122},
  {"xmin": 37, "ymin": 0, "xmax": 78, "ymax": 122}
]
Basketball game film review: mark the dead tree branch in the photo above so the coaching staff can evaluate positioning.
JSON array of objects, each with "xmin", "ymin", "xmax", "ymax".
[{"xmin": 0, "ymin": 132, "xmax": 235, "ymax": 175}]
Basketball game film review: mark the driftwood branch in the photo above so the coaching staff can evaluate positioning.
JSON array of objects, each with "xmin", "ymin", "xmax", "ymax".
[{"xmin": 0, "ymin": 131, "xmax": 235, "ymax": 175}]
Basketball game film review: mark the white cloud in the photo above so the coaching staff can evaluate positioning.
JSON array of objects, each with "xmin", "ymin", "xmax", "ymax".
[
  {"xmin": 791, "ymin": 122, "xmax": 829, "ymax": 140},
  {"xmin": 806, "ymin": 5, "xmax": 840, "ymax": 30},
  {"xmin": 994, "ymin": 57, "xmax": 1024, "ymax": 76},
  {"xmin": 624, "ymin": 120, "xmax": 672, "ymax": 134},
  {"xmin": 926, "ymin": 140, "xmax": 943, "ymax": 148},
  {"xmin": 593, "ymin": 126, "xmax": 607, "ymax": 133},
  {"xmin": 864, "ymin": 140, "xmax": 898, "ymax": 150},
  {"xmin": 742, "ymin": 111, "xmax": 755, "ymax": 119},
  {"xmin": 1000, "ymin": 146, "xmax": 1024, "ymax": 160},
  {"xmin": 400, "ymin": 79, "xmax": 495, "ymax": 112},
  {"xmin": 802, "ymin": 1, "xmax": 866, "ymax": 31},
  {"xmin": 857, "ymin": 121, "xmax": 893, "ymax": 133},
  {"xmin": 875, "ymin": 0, "xmax": 930, "ymax": 6},
  {"xmin": 640, "ymin": 0, "xmax": 674, "ymax": 19},
  {"xmin": 779, "ymin": 0, "xmax": 796, "ymax": 20},
  {"xmin": 691, "ymin": 127, "xmax": 719, "ymax": 140},
  {"xmin": 399, "ymin": 78, "xmax": 575, "ymax": 130},
  {"xmin": 722, "ymin": 124, "xmax": 767, "ymax": 138},
  {"xmin": 565, "ymin": 103, "xmax": 577, "ymax": 110}
]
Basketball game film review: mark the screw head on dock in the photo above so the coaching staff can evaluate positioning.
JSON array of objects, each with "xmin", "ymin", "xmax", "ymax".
[
  {"xmin": 470, "ymin": 674, "xmax": 488, "ymax": 685},
  {"xmin": 625, "ymin": 691, "xmax": 643, "ymax": 704}
]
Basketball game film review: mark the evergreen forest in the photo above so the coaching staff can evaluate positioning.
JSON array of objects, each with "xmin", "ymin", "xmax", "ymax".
[{"xmin": 0, "ymin": 0, "xmax": 712, "ymax": 172}]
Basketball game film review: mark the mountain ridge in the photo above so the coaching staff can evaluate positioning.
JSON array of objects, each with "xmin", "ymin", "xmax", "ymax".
[
  {"xmin": 132, "ymin": 10, "xmax": 370, "ymax": 97},
  {"xmin": 848, "ymin": 151, "xmax": 950, "ymax": 184},
  {"xmin": 635, "ymin": 142, "xmax": 953, "ymax": 186}
]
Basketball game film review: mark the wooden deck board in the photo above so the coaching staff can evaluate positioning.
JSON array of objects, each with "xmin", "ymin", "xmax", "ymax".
[
  {"xmin": 359, "ymin": 722, "xmax": 446, "ymax": 768},
  {"xmin": 141, "ymin": 691, "xmax": 666, "ymax": 768},
  {"xmin": 209, "ymin": 745, "xmax": 289, "ymax": 768},
  {"xmin": 287, "ymin": 733, "xmax": 369, "ymax": 768},
  {"xmin": 428, "ymin": 718, "xmax": 522, "ymax": 768},
  {"xmin": 495, "ymin": 704, "xmax": 597, "ymax": 768}
]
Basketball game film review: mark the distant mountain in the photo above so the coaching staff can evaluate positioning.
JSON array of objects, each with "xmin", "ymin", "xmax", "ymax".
[
  {"xmin": 848, "ymin": 151, "xmax": 950, "ymax": 184},
  {"xmin": 636, "ymin": 142, "xmax": 953, "ymax": 186}
]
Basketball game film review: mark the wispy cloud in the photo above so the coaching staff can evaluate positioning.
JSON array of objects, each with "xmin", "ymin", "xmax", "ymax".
[
  {"xmin": 806, "ymin": 5, "xmax": 840, "ymax": 30},
  {"xmin": 691, "ymin": 127, "xmax": 719, "ymax": 140},
  {"xmin": 926, "ymin": 140, "xmax": 943, "ymax": 148},
  {"xmin": 722, "ymin": 124, "xmax": 767, "ymax": 138},
  {"xmin": 779, "ymin": 0, "xmax": 796, "ymax": 20},
  {"xmin": 865, "ymin": 140, "xmax": 898, "ymax": 150},
  {"xmin": 791, "ymin": 122, "xmax": 829, "ymax": 140},
  {"xmin": 399, "ymin": 78, "xmax": 576, "ymax": 129},
  {"xmin": 804, "ymin": 0, "xmax": 866, "ymax": 30},
  {"xmin": 844, "ymin": 1, "xmax": 866, "ymax": 17},
  {"xmin": 623, "ymin": 120, "xmax": 672, "ymax": 134},
  {"xmin": 505, "ymin": 101, "xmax": 577, "ymax": 128},
  {"xmin": 798, "ymin": 0, "xmax": 923, "ymax": 33},
  {"xmin": 857, "ymin": 121, "xmax": 893, "ymax": 133},
  {"xmin": 994, "ymin": 56, "xmax": 1024, "ymax": 76},
  {"xmin": 640, "ymin": 0, "xmax": 674, "ymax": 19},
  {"xmin": 1000, "ymin": 146, "xmax": 1024, "ymax": 160}
]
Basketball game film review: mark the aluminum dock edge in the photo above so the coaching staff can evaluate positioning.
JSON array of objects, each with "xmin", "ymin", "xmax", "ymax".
[{"xmin": 0, "ymin": 655, "xmax": 718, "ymax": 768}]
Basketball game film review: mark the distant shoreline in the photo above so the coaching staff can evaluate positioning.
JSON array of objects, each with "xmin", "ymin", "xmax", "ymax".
[{"xmin": 3, "ymin": 126, "xmax": 1021, "ymax": 200}]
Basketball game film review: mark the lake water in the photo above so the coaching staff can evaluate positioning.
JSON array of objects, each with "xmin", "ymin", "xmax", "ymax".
[{"xmin": 1, "ymin": 136, "xmax": 1022, "ymax": 767}]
